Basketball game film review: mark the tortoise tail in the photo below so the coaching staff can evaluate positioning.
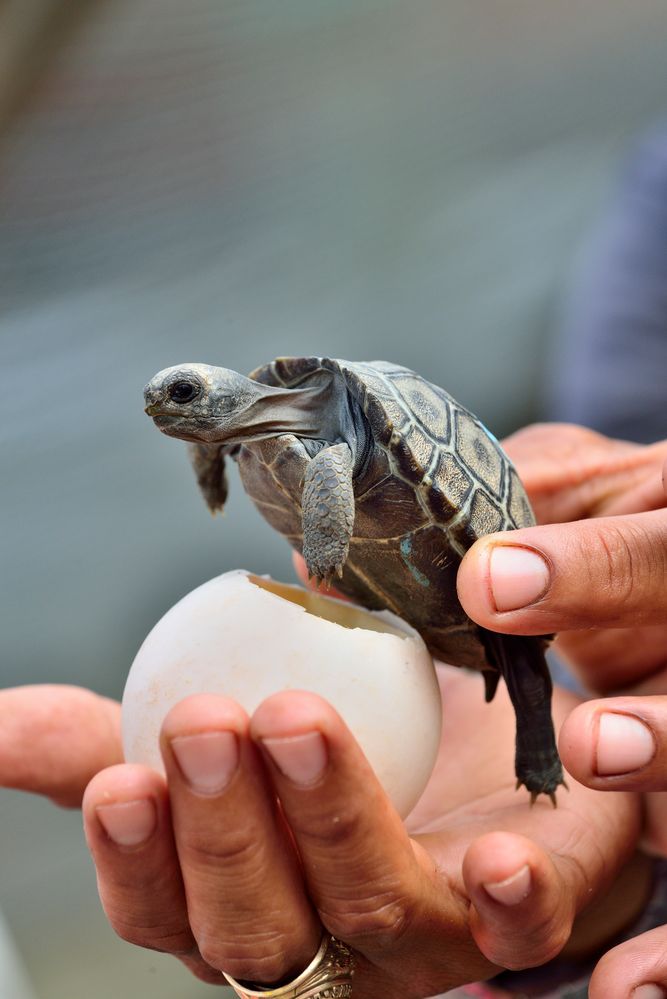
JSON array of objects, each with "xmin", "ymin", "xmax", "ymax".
[{"xmin": 481, "ymin": 630, "xmax": 565, "ymax": 804}]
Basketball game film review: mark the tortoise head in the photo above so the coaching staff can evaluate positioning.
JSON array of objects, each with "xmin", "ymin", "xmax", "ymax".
[{"xmin": 144, "ymin": 363, "xmax": 266, "ymax": 444}]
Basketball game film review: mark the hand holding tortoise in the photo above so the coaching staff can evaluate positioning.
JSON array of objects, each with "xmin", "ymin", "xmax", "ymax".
[
  {"xmin": 457, "ymin": 422, "xmax": 667, "ymax": 998},
  {"xmin": 3, "ymin": 415, "xmax": 665, "ymax": 995}
]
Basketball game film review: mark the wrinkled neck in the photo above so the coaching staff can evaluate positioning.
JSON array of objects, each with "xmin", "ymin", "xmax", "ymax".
[{"xmin": 230, "ymin": 373, "xmax": 343, "ymax": 443}]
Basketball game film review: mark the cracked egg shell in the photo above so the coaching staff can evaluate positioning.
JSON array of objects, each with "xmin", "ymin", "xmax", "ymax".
[{"xmin": 122, "ymin": 570, "xmax": 442, "ymax": 818}]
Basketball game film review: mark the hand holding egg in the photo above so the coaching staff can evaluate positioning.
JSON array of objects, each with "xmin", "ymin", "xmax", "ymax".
[{"xmin": 122, "ymin": 570, "xmax": 442, "ymax": 818}]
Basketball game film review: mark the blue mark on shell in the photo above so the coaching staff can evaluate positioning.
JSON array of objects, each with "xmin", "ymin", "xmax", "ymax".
[
  {"xmin": 400, "ymin": 537, "xmax": 430, "ymax": 587},
  {"xmin": 480, "ymin": 421, "xmax": 501, "ymax": 448}
]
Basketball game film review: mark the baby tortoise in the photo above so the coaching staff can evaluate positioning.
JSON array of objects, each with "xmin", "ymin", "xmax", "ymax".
[{"xmin": 144, "ymin": 357, "xmax": 564, "ymax": 802}]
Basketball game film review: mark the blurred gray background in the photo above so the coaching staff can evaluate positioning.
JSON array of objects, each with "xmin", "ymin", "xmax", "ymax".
[{"xmin": 2, "ymin": 1, "xmax": 667, "ymax": 996}]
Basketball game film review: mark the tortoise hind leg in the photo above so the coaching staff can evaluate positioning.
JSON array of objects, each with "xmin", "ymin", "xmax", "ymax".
[
  {"xmin": 481, "ymin": 630, "xmax": 565, "ymax": 804},
  {"xmin": 301, "ymin": 443, "xmax": 355, "ymax": 586}
]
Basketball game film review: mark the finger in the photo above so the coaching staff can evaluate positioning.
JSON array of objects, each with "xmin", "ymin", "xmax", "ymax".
[
  {"xmin": 463, "ymin": 832, "xmax": 575, "ymax": 968},
  {"xmin": 250, "ymin": 691, "xmax": 492, "ymax": 989},
  {"xmin": 559, "ymin": 697, "xmax": 667, "ymax": 793},
  {"xmin": 457, "ymin": 509, "xmax": 667, "ymax": 635},
  {"xmin": 590, "ymin": 925, "xmax": 667, "ymax": 999},
  {"xmin": 601, "ymin": 450, "xmax": 667, "ymax": 516},
  {"xmin": 555, "ymin": 624, "xmax": 667, "ymax": 694},
  {"xmin": 161, "ymin": 694, "xmax": 321, "ymax": 984},
  {"xmin": 644, "ymin": 792, "xmax": 667, "ymax": 857},
  {"xmin": 463, "ymin": 834, "xmax": 652, "ymax": 972},
  {"xmin": 502, "ymin": 424, "xmax": 667, "ymax": 522},
  {"xmin": 82, "ymin": 764, "xmax": 225, "ymax": 984},
  {"xmin": 0, "ymin": 685, "xmax": 122, "ymax": 807}
]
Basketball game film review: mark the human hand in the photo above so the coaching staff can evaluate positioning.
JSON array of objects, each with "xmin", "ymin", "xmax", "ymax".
[
  {"xmin": 457, "ymin": 423, "xmax": 667, "ymax": 694},
  {"xmin": 455, "ymin": 424, "xmax": 667, "ymax": 997},
  {"xmin": 0, "ymin": 684, "xmax": 122, "ymax": 807},
  {"xmin": 80, "ymin": 669, "xmax": 641, "ymax": 998},
  {"xmin": 556, "ymin": 699, "xmax": 667, "ymax": 997}
]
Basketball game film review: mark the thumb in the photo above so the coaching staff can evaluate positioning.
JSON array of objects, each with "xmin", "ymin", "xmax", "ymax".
[
  {"xmin": 0, "ymin": 685, "xmax": 122, "ymax": 807},
  {"xmin": 457, "ymin": 510, "xmax": 667, "ymax": 635}
]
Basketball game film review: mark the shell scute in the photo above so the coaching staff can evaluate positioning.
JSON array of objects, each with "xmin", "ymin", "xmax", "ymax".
[
  {"xmin": 507, "ymin": 469, "xmax": 536, "ymax": 529},
  {"xmin": 353, "ymin": 369, "xmax": 395, "ymax": 399},
  {"xmin": 428, "ymin": 452, "xmax": 474, "ymax": 521},
  {"xmin": 237, "ymin": 448, "xmax": 302, "ymax": 537},
  {"xmin": 346, "ymin": 525, "xmax": 464, "ymax": 624},
  {"xmin": 389, "ymin": 375, "xmax": 452, "ymax": 445},
  {"xmin": 390, "ymin": 433, "xmax": 424, "ymax": 482},
  {"xmin": 353, "ymin": 475, "xmax": 429, "ymax": 539},
  {"xmin": 404, "ymin": 425, "xmax": 436, "ymax": 476},
  {"xmin": 363, "ymin": 393, "xmax": 395, "ymax": 445},
  {"xmin": 451, "ymin": 489, "xmax": 506, "ymax": 550},
  {"xmin": 454, "ymin": 410, "xmax": 504, "ymax": 498},
  {"xmin": 269, "ymin": 439, "xmax": 308, "ymax": 496},
  {"xmin": 378, "ymin": 397, "xmax": 412, "ymax": 433}
]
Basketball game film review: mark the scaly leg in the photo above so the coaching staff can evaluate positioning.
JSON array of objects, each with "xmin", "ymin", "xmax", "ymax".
[
  {"xmin": 302, "ymin": 443, "xmax": 355, "ymax": 586},
  {"xmin": 482, "ymin": 630, "xmax": 565, "ymax": 805},
  {"xmin": 187, "ymin": 443, "xmax": 228, "ymax": 513}
]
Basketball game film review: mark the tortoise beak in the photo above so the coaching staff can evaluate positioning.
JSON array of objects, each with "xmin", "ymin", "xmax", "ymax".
[{"xmin": 144, "ymin": 383, "xmax": 163, "ymax": 416}]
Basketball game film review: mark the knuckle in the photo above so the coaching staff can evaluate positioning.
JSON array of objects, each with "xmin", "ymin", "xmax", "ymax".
[
  {"xmin": 586, "ymin": 519, "xmax": 667, "ymax": 614},
  {"xmin": 481, "ymin": 904, "xmax": 571, "ymax": 971},
  {"xmin": 589, "ymin": 524, "xmax": 636, "ymax": 599},
  {"xmin": 182, "ymin": 830, "xmax": 262, "ymax": 871},
  {"xmin": 320, "ymin": 888, "xmax": 413, "ymax": 949},
  {"xmin": 588, "ymin": 943, "xmax": 629, "ymax": 997},
  {"xmin": 502, "ymin": 920, "xmax": 570, "ymax": 970},
  {"xmin": 107, "ymin": 913, "xmax": 192, "ymax": 953},
  {"xmin": 298, "ymin": 802, "xmax": 366, "ymax": 850},
  {"xmin": 197, "ymin": 932, "xmax": 297, "ymax": 981},
  {"xmin": 179, "ymin": 955, "xmax": 226, "ymax": 985}
]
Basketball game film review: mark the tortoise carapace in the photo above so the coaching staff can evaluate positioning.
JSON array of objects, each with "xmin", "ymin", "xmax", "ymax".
[{"xmin": 144, "ymin": 357, "xmax": 564, "ymax": 802}]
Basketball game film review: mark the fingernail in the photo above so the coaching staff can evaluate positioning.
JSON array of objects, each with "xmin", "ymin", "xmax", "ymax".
[
  {"xmin": 489, "ymin": 546, "xmax": 550, "ymax": 612},
  {"xmin": 96, "ymin": 798, "xmax": 156, "ymax": 847},
  {"xmin": 633, "ymin": 985, "xmax": 667, "ymax": 999},
  {"xmin": 483, "ymin": 864, "xmax": 531, "ymax": 906},
  {"xmin": 262, "ymin": 732, "xmax": 328, "ymax": 786},
  {"xmin": 171, "ymin": 731, "xmax": 239, "ymax": 794},
  {"xmin": 596, "ymin": 713, "xmax": 656, "ymax": 776}
]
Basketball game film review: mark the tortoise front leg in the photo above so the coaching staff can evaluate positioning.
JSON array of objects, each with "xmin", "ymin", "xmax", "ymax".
[
  {"xmin": 301, "ymin": 443, "xmax": 355, "ymax": 586},
  {"xmin": 482, "ymin": 630, "xmax": 565, "ymax": 804},
  {"xmin": 187, "ymin": 443, "xmax": 228, "ymax": 513}
]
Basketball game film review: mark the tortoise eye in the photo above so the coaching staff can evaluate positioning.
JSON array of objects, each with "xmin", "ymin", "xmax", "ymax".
[{"xmin": 168, "ymin": 380, "xmax": 200, "ymax": 404}]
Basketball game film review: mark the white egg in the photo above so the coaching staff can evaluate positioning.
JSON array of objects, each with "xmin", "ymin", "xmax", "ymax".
[{"xmin": 122, "ymin": 570, "xmax": 442, "ymax": 817}]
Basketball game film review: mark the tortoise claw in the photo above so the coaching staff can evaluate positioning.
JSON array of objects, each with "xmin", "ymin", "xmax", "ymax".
[
  {"xmin": 516, "ymin": 771, "xmax": 568, "ymax": 807},
  {"xmin": 305, "ymin": 565, "xmax": 343, "ymax": 591}
]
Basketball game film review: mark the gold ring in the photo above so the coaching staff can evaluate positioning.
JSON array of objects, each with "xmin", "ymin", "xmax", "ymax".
[{"xmin": 222, "ymin": 933, "xmax": 355, "ymax": 998}]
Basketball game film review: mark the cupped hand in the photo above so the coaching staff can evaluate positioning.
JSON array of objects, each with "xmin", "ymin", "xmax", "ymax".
[
  {"xmin": 457, "ymin": 423, "xmax": 667, "ymax": 694},
  {"xmin": 80, "ymin": 671, "xmax": 640, "ymax": 999}
]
